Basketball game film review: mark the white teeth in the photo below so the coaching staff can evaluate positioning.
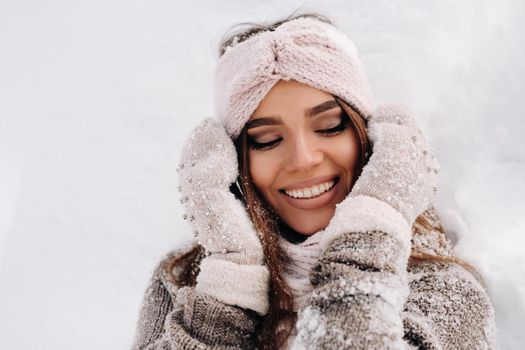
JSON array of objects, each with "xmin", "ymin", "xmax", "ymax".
[{"xmin": 284, "ymin": 180, "xmax": 336, "ymax": 199}]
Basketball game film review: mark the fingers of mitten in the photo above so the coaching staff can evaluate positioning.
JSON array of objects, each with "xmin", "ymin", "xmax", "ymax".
[
  {"xmin": 351, "ymin": 123, "xmax": 439, "ymax": 223},
  {"xmin": 369, "ymin": 103, "xmax": 418, "ymax": 128},
  {"xmin": 178, "ymin": 118, "xmax": 238, "ymax": 188},
  {"xmin": 200, "ymin": 212, "xmax": 265, "ymax": 264},
  {"xmin": 182, "ymin": 187, "xmax": 264, "ymax": 264}
]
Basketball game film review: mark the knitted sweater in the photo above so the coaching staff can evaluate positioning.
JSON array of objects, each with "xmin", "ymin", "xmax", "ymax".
[{"xmin": 130, "ymin": 206, "xmax": 496, "ymax": 349}]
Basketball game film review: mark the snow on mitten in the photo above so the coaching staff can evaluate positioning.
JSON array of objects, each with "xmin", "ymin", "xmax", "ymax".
[{"xmin": 177, "ymin": 118, "xmax": 269, "ymax": 315}]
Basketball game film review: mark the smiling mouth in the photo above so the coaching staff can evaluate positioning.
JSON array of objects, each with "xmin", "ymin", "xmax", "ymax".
[{"xmin": 279, "ymin": 177, "xmax": 340, "ymax": 199}]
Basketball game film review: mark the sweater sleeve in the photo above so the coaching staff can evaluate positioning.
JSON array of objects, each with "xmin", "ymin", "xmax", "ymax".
[
  {"xmin": 290, "ymin": 203, "xmax": 496, "ymax": 349},
  {"xmin": 130, "ymin": 265, "xmax": 174, "ymax": 350},
  {"xmin": 130, "ymin": 253, "xmax": 262, "ymax": 350},
  {"xmin": 403, "ymin": 262, "xmax": 496, "ymax": 349}
]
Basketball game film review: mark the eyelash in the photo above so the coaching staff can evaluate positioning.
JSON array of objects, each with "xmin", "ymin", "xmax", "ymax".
[{"xmin": 248, "ymin": 119, "xmax": 349, "ymax": 151}]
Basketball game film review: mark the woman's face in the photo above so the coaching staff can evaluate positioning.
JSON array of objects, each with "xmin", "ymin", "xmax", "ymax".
[{"xmin": 247, "ymin": 80, "xmax": 360, "ymax": 236}]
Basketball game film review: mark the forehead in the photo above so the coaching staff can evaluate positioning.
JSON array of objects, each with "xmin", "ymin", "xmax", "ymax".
[{"xmin": 252, "ymin": 80, "xmax": 334, "ymax": 118}]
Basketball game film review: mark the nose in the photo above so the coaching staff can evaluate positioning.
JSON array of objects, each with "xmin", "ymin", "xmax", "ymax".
[{"xmin": 285, "ymin": 133, "xmax": 324, "ymax": 173}]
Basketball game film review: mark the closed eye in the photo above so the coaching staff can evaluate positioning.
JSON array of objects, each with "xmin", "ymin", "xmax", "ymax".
[
  {"xmin": 317, "ymin": 118, "xmax": 349, "ymax": 135},
  {"xmin": 247, "ymin": 137, "xmax": 282, "ymax": 151},
  {"xmin": 248, "ymin": 117, "xmax": 350, "ymax": 151}
]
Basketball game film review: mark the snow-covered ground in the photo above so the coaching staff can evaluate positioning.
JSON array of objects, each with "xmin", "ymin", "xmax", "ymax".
[{"xmin": 1, "ymin": 0, "xmax": 523, "ymax": 349}]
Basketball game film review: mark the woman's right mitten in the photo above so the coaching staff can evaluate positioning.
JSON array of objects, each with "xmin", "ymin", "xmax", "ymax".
[{"xmin": 177, "ymin": 118, "xmax": 269, "ymax": 315}]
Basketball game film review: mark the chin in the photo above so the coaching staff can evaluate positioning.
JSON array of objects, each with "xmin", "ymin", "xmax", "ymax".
[{"xmin": 288, "ymin": 219, "xmax": 330, "ymax": 236}]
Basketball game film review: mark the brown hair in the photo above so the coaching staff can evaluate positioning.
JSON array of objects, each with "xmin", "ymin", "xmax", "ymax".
[{"xmin": 170, "ymin": 12, "xmax": 481, "ymax": 350}]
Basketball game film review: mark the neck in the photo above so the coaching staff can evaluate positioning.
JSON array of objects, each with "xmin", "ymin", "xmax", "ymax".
[{"xmin": 277, "ymin": 220, "xmax": 311, "ymax": 244}]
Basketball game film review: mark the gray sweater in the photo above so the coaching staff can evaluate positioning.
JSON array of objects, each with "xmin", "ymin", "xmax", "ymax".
[{"xmin": 131, "ymin": 208, "xmax": 496, "ymax": 349}]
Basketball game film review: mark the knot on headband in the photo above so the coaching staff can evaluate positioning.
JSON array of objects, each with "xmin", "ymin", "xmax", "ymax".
[{"xmin": 215, "ymin": 17, "xmax": 376, "ymax": 139}]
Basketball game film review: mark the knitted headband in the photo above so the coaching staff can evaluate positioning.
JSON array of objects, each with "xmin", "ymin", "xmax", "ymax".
[{"xmin": 215, "ymin": 16, "xmax": 376, "ymax": 140}]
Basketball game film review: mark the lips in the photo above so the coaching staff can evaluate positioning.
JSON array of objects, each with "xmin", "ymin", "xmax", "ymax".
[
  {"xmin": 280, "ymin": 175, "xmax": 339, "ymax": 192},
  {"xmin": 279, "ymin": 176, "xmax": 340, "ymax": 210},
  {"xmin": 284, "ymin": 179, "xmax": 336, "ymax": 199}
]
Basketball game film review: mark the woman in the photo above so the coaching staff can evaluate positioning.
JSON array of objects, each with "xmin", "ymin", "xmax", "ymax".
[{"xmin": 131, "ymin": 13, "xmax": 496, "ymax": 349}]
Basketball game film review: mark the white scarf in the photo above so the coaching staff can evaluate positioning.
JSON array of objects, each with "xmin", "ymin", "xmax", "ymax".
[{"xmin": 278, "ymin": 231, "xmax": 325, "ymax": 312}]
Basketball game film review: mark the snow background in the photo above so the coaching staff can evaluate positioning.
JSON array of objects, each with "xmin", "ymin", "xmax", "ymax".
[{"xmin": 1, "ymin": 0, "xmax": 524, "ymax": 348}]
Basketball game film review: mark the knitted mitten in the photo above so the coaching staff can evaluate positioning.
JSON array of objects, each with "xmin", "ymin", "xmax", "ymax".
[
  {"xmin": 319, "ymin": 104, "xmax": 440, "ymax": 252},
  {"xmin": 177, "ymin": 118, "xmax": 269, "ymax": 315},
  {"xmin": 352, "ymin": 104, "xmax": 439, "ymax": 223}
]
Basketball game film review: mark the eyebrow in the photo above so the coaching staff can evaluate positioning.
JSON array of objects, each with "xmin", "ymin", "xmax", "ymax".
[{"xmin": 245, "ymin": 99, "xmax": 340, "ymax": 130}]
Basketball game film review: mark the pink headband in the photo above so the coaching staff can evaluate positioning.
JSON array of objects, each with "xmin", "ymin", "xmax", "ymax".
[{"xmin": 214, "ymin": 17, "xmax": 376, "ymax": 139}]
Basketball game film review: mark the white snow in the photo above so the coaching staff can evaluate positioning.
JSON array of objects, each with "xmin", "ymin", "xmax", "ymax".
[
  {"xmin": 291, "ymin": 306, "xmax": 328, "ymax": 349},
  {"xmin": 0, "ymin": 0, "xmax": 523, "ymax": 349}
]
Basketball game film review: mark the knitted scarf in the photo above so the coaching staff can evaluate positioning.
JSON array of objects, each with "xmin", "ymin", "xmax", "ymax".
[{"xmin": 278, "ymin": 231, "xmax": 326, "ymax": 312}]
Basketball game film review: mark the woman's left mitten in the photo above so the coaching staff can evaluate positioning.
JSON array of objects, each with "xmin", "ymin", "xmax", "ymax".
[{"xmin": 350, "ymin": 104, "xmax": 440, "ymax": 225}]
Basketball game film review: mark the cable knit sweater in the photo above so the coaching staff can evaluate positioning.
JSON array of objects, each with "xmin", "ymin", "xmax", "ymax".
[{"xmin": 131, "ymin": 206, "xmax": 496, "ymax": 349}]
